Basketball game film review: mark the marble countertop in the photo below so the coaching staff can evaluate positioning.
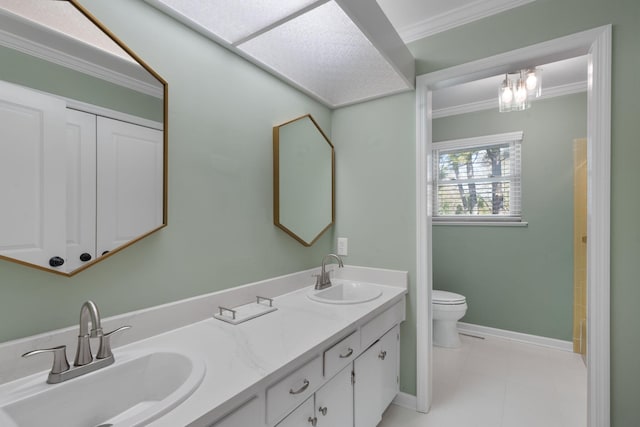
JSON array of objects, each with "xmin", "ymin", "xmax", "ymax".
[
  {"xmin": 128, "ymin": 282, "xmax": 406, "ymax": 426},
  {"xmin": 0, "ymin": 266, "xmax": 407, "ymax": 427}
]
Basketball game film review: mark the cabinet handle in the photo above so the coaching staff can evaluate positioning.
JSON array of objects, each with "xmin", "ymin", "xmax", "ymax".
[
  {"xmin": 79, "ymin": 253, "xmax": 92, "ymax": 262},
  {"xmin": 318, "ymin": 406, "xmax": 328, "ymax": 416},
  {"xmin": 308, "ymin": 416, "xmax": 318, "ymax": 426},
  {"xmin": 339, "ymin": 348, "xmax": 354, "ymax": 358},
  {"xmin": 49, "ymin": 256, "xmax": 64, "ymax": 267},
  {"xmin": 289, "ymin": 379, "xmax": 310, "ymax": 395},
  {"xmin": 378, "ymin": 350, "xmax": 387, "ymax": 360}
]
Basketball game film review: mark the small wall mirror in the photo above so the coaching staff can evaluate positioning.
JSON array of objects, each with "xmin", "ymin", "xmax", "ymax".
[
  {"xmin": 273, "ymin": 114, "xmax": 334, "ymax": 246},
  {"xmin": 0, "ymin": 0, "xmax": 167, "ymax": 275}
]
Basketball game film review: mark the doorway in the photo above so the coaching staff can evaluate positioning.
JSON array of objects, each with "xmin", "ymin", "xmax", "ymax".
[{"xmin": 415, "ymin": 26, "xmax": 611, "ymax": 427}]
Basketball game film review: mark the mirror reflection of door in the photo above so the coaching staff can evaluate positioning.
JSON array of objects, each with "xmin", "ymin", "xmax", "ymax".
[{"xmin": 0, "ymin": 1, "xmax": 166, "ymax": 275}]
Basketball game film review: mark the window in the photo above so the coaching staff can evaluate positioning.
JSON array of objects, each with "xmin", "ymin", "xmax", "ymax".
[{"xmin": 432, "ymin": 131, "xmax": 523, "ymax": 223}]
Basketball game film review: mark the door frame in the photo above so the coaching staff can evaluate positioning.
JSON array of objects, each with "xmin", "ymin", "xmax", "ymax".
[{"xmin": 415, "ymin": 25, "xmax": 611, "ymax": 426}]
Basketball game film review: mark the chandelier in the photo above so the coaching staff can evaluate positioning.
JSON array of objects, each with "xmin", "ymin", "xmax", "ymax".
[{"xmin": 499, "ymin": 68, "xmax": 542, "ymax": 112}]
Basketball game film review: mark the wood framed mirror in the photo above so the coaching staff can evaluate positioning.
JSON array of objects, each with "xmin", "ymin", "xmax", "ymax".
[
  {"xmin": 273, "ymin": 114, "xmax": 334, "ymax": 246},
  {"xmin": 0, "ymin": 0, "xmax": 167, "ymax": 276}
]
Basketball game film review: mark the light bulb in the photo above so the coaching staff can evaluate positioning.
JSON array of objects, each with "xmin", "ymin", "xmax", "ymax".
[
  {"xmin": 525, "ymin": 73, "xmax": 538, "ymax": 91},
  {"xmin": 501, "ymin": 86, "xmax": 513, "ymax": 103},
  {"xmin": 515, "ymin": 82, "xmax": 527, "ymax": 104}
]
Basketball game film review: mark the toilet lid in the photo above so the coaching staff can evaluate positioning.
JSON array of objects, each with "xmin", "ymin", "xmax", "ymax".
[{"xmin": 433, "ymin": 290, "xmax": 466, "ymax": 305}]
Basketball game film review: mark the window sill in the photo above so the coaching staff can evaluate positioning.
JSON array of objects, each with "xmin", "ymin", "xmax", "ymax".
[{"xmin": 433, "ymin": 221, "xmax": 528, "ymax": 227}]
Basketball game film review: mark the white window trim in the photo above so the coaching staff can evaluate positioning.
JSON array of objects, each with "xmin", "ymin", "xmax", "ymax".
[{"xmin": 433, "ymin": 131, "xmax": 523, "ymax": 223}]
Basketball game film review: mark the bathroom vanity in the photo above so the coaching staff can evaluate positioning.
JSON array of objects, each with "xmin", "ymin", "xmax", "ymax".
[{"xmin": 0, "ymin": 266, "xmax": 407, "ymax": 427}]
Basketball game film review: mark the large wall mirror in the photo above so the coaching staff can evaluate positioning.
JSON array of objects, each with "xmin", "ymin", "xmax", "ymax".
[
  {"xmin": 273, "ymin": 114, "xmax": 334, "ymax": 246},
  {"xmin": 0, "ymin": 0, "xmax": 167, "ymax": 276}
]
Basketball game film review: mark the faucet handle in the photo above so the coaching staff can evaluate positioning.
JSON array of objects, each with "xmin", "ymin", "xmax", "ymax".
[
  {"xmin": 97, "ymin": 325, "xmax": 131, "ymax": 360},
  {"xmin": 22, "ymin": 345, "xmax": 70, "ymax": 375}
]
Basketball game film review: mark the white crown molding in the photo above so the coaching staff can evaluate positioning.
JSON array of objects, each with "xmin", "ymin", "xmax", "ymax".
[
  {"xmin": 0, "ymin": 9, "xmax": 163, "ymax": 99},
  {"xmin": 400, "ymin": 0, "xmax": 536, "ymax": 43},
  {"xmin": 432, "ymin": 80, "xmax": 587, "ymax": 118}
]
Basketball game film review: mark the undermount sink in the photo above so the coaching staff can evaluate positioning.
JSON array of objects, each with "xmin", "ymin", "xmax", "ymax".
[
  {"xmin": 308, "ymin": 281, "xmax": 383, "ymax": 304},
  {"xmin": 0, "ymin": 350, "xmax": 205, "ymax": 427}
]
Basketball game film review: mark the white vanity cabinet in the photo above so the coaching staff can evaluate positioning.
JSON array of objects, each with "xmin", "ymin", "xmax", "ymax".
[
  {"xmin": 276, "ymin": 364, "xmax": 353, "ymax": 427},
  {"xmin": 264, "ymin": 300, "xmax": 404, "ymax": 427},
  {"xmin": 96, "ymin": 116, "xmax": 164, "ymax": 256},
  {"xmin": 0, "ymin": 81, "xmax": 163, "ymax": 273},
  {"xmin": 65, "ymin": 109, "xmax": 97, "ymax": 272},
  {"xmin": 0, "ymin": 80, "xmax": 67, "ymax": 268},
  {"xmin": 354, "ymin": 325, "xmax": 400, "ymax": 427}
]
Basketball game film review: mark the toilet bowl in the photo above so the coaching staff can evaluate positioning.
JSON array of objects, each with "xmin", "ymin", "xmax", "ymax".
[{"xmin": 433, "ymin": 290, "xmax": 467, "ymax": 348}]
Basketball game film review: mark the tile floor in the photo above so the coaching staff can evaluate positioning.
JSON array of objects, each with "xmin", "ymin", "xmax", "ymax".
[{"xmin": 378, "ymin": 334, "xmax": 586, "ymax": 427}]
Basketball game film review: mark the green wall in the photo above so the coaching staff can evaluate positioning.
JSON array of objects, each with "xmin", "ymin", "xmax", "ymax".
[
  {"xmin": 332, "ymin": 92, "xmax": 417, "ymax": 396},
  {"xmin": 0, "ymin": 45, "xmax": 162, "ymax": 122},
  {"xmin": 432, "ymin": 93, "xmax": 587, "ymax": 341},
  {"xmin": 2, "ymin": 0, "xmax": 639, "ymax": 425},
  {"xmin": 332, "ymin": 0, "xmax": 640, "ymax": 424},
  {"xmin": 0, "ymin": 0, "xmax": 332, "ymax": 342}
]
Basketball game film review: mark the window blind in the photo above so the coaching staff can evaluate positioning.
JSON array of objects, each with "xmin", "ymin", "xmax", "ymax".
[{"xmin": 432, "ymin": 132, "xmax": 523, "ymax": 222}]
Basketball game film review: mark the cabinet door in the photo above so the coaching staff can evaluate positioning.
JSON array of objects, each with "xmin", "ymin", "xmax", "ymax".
[
  {"xmin": 379, "ymin": 325, "xmax": 400, "ymax": 409},
  {"xmin": 211, "ymin": 396, "xmax": 263, "ymax": 427},
  {"xmin": 316, "ymin": 365, "xmax": 353, "ymax": 427},
  {"xmin": 354, "ymin": 325, "xmax": 400, "ymax": 427},
  {"xmin": 65, "ymin": 109, "xmax": 96, "ymax": 272},
  {"xmin": 0, "ymin": 81, "xmax": 66, "ymax": 269},
  {"xmin": 96, "ymin": 117, "xmax": 163, "ymax": 256},
  {"xmin": 276, "ymin": 395, "xmax": 316, "ymax": 427},
  {"xmin": 353, "ymin": 340, "xmax": 382, "ymax": 427}
]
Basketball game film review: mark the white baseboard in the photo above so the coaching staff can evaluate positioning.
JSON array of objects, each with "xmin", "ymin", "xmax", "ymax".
[
  {"xmin": 457, "ymin": 322, "xmax": 574, "ymax": 352},
  {"xmin": 392, "ymin": 392, "xmax": 417, "ymax": 411}
]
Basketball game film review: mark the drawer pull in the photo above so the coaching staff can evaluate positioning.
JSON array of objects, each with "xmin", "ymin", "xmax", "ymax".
[
  {"xmin": 339, "ymin": 348, "xmax": 354, "ymax": 358},
  {"xmin": 378, "ymin": 350, "xmax": 387, "ymax": 360},
  {"xmin": 289, "ymin": 379, "xmax": 310, "ymax": 395},
  {"xmin": 308, "ymin": 416, "xmax": 318, "ymax": 426}
]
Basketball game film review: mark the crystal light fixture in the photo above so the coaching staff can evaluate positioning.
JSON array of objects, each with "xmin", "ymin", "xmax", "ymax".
[{"xmin": 499, "ymin": 68, "xmax": 542, "ymax": 112}]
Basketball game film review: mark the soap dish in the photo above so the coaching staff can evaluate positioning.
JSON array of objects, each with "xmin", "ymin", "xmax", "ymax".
[{"xmin": 214, "ymin": 296, "xmax": 277, "ymax": 325}]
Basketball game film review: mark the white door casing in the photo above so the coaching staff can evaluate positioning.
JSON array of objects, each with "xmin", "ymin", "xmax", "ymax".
[{"xmin": 415, "ymin": 25, "xmax": 611, "ymax": 427}]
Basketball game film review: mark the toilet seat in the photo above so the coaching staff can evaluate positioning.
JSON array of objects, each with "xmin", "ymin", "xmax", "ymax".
[{"xmin": 433, "ymin": 290, "xmax": 466, "ymax": 305}]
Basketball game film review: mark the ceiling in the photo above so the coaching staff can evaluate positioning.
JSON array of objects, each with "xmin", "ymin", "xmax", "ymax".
[{"xmin": 3, "ymin": 0, "xmax": 585, "ymax": 112}]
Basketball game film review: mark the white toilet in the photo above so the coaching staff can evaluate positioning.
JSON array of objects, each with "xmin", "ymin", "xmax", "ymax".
[{"xmin": 432, "ymin": 290, "xmax": 468, "ymax": 348}]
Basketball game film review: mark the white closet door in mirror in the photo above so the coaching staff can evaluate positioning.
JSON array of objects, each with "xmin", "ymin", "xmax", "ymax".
[
  {"xmin": 96, "ymin": 117, "xmax": 163, "ymax": 257},
  {"xmin": 0, "ymin": 81, "xmax": 66, "ymax": 269},
  {"xmin": 65, "ymin": 109, "xmax": 97, "ymax": 272}
]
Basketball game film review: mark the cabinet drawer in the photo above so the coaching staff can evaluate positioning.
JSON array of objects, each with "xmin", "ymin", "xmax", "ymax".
[
  {"xmin": 266, "ymin": 356, "xmax": 322, "ymax": 424},
  {"xmin": 361, "ymin": 299, "xmax": 405, "ymax": 350},
  {"xmin": 323, "ymin": 331, "xmax": 360, "ymax": 378}
]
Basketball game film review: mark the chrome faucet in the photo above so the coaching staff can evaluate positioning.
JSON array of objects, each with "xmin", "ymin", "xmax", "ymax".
[
  {"xmin": 74, "ymin": 300, "xmax": 103, "ymax": 366},
  {"xmin": 315, "ymin": 253, "xmax": 344, "ymax": 290},
  {"xmin": 22, "ymin": 300, "xmax": 130, "ymax": 384}
]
